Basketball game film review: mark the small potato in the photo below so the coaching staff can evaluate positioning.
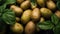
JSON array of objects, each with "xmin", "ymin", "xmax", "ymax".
[
  {"xmin": 31, "ymin": 3, "xmax": 37, "ymax": 9},
  {"xmin": 37, "ymin": 0, "xmax": 45, "ymax": 7},
  {"xmin": 10, "ymin": 5, "xmax": 23, "ymax": 16},
  {"xmin": 46, "ymin": 1, "xmax": 56, "ymax": 10},
  {"xmin": 21, "ymin": 10, "xmax": 32, "ymax": 24},
  {"xmin": 55, "ymin": 10, "xmax": 60, "ymax": 18},
  {"xmin": 31, "ymin": 8, "xmax": 40, "ymax": 21},
  {"xmin": 25, "ymin": 21, "xmax": 35, "ymax": 34},
  {"xmin": 40, "ymin": 8, "xmax": 52, "ymax": 18},
  {"xmin": 16, "ymin": 0, "xmax": 24, "ymax": 4},
  {"xmin": 40, "ymin": 17, "xmax": 45, "ymax": 23},
  {"xmin": 16, "ymin": 17, "xmax": 20, "ymax": 22},
  {"xmin": 26, "ymin": 0, "xmax": 37, "ymax": 9},
  {"xmin": 10, "ymin": 22, "xmax": 23, "ymax": 33},
  {"xmin": 20, "ymin": 1, "xmax": 30, "ymax": 10}
]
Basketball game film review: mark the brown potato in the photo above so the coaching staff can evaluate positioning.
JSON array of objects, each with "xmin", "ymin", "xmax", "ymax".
[
  {"xmin": 25, "ymin": 21, "xmax": 35, "ymax": 34},
  {"xmin": 55, "ymin": 10, "xmax": 60, "ymax": 18},
  {"xmin": 10, "ymin": 22, "xmax": 23, "ymax": 33},
  {"xmin": 46, "ymin": 0, "xmax": 56, "ymax": 10},
  {"xmin": 10, "ymin": 5, "xmax": 23, "ymax": 16},
  {"xmin": 21, "ymin": 10, "xmax": 32, "ymax": 24},
  {"xmin": 26, "ymin": 0, "xmax": 37, "ymax": 9},
  {"xmin": 16, "ymin": 0, "xmax": 24, "ymax": 4},
  {"xmin": 16, "ymin": 17, "xmax": 20, "ymax": 22},
  {"xmin": 40, "ymin": 17, "xmax": 45, "ymax": 23},
  {"xmin": 20, "ymin": 1, "xmax": 30, "ymax": 10},
  {"xmin": 40, "ymin": 8, "xmax": 52, "ymax": 18},
  {"xmin": 31, "ymin": 8, "xmax": 41, "ymax": 21},
  {"xmin": 31, "ymin": 3, "xmax": 37, "ymax": 9},
  {"xmin": 37, "ymin": 0, "xmax": 45, "ymax": 7}
]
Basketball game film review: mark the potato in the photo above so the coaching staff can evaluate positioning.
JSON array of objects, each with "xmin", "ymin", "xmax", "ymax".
[
  {"xmin": 20, "ymin": 1, "xmax": 30, "ymax": 10},
  {"xmin": 40, "ymin": 17, "xmax": 45, "ymax": 23},
  {"xmin": 55, "ymin": 10, "xmax": 60, "ymax": 18},
  {"xmin": 46, "ymin": 1, "xmax": 56, "ymax": 10},
  {"xmin": 31, "ymin": 8, "xmax": 40, "ymax": 21},
  {"xmin": 37, "ymin": 0, "xmax": 45, "ymax": 7},
  {"xmin": 31, "ymin": 3, "xmax": 37, "ymax": 9},
  {"xmin": 10, "ymin": 5, "xmax": 23, "ymax": 16},
  {"xmin": 10, "ymin": 22, "xmax": 23, "ymax": 33},
  {"xmin": 21, "ymin": 10, "xmax": 32, "ymax": 24},
  {"xmin": 16, "ymin": 0, "xmax": 24, "ymax": 4},
  {"xmin": 26, "ymin": 0, "xmax": 37, "ymax": 9},
  {"xmin": 40, "ymin": 8, "xmax": 52, "ymax": 18},
  {"xmin": 25, "ymin": 21, "xmax": 35, "ymax": 34},
  {"xmin": 16, "ymin": 17, "xmax": 20, "ymax": 22}
]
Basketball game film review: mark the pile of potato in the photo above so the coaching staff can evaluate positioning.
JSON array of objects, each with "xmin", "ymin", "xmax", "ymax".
[{"xmin": 9, "ymin": 0, "xmax": 60, "ymax": 34}]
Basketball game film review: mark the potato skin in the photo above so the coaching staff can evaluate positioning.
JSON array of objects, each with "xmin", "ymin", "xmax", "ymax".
[
  {"xmin": 40, "ymin": 8, "xmax": 52, "ymax": 18},
  {"xmin": 40, "ymin": 17, "xmax": 45, "ymax": 23},
  {"xmin": 25, "ymin": 21, "xmax": 35, "ymax": 34},
  {"xmin": 10, "ymin": 23, "xmax": 23, "ymax": 33},
  {"xmin": 16, "ymin": 17, "xmax": 20, "ymax": 22},
  {"xmin": 31, "ymin": 8, "xmax": 40, "ymax": 21},
  {"xmin": 21, "ymin": 10, "xmax": 32, "ymax": 24},
  {"xmin": 55, "ymin": 10, "xmax": 60, "ymax": 18},
  {"xmin": 16, "ymin": 0, "xmax": 24, "ymax": 4},
  {"xmin": 20, "ymin": 1, "xmax": 30, "ymax": 10},
  {"xmin": 10, "ymin": 5, "xmax": 23, "ymax": 16},
  {"xmin": 31, "ymin": 3, "xmax": 37, "ymax": 9},
  {"xmin": 47, "ymin": 1, "xmax": 56, "ymax": 10},
  {"xmin": 37, "ymin": 0, "xmax": 45, "ymax": 7}
]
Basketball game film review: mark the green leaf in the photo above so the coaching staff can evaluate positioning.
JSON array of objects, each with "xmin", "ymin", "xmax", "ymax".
[
  {"xmin": 5, "ymin": 0, "xmax": 16, "ymax": 4},
  {"xmin": 0, "ymin": 0, "xmax": 16, "ymax": 9},
  {"xmin": 2, "ymin": 9, "xmax": 16, "ymax": 25},
  {"xmin": 0, "ymin": 5, "xmax": 7, "ymax": 17},
  {"xmin": 30, "ymin": 0, "xmax": 37, "ymax": 8},
  {"xmin": 57, "ymin": 1, "xmax": 60, "ymax": 10},
  {"xmin": 53, "ymin": 22, "xmax": 60, "ymax": 34},
  {"xmin": 0, "ymin": 0, "xmax": 5, "ymax": 5},
  {"xmin": 37, "ymin": 21, "xmax": 54, "ymax": 30},
  {"xmin": 0, "ymin": 4, "xmax": 7, "ymax": 9},
  {"xmin": 30, "ymin": 0, "xmax": 36, "ymax": 5},
  {"xmin": 51, "ymin": 14, "xmax": 59, "ymax": 25}
]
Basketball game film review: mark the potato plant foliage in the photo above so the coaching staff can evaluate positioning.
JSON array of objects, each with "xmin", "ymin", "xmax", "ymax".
[
  {"xmin": 0, "ymin": 0, "xmax": 16, "ymax": 31},
  {"xmin": 0, "ymin": 0, "xmax": 60, "ymax": 34}
]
